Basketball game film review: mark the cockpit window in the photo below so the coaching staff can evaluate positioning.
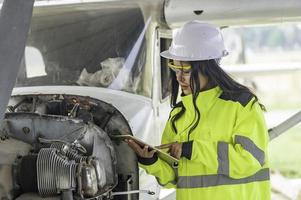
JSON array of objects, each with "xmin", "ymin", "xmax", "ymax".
[{"xmin": 15, "ymin": 3, "xmax": 150, "ymax": 97}]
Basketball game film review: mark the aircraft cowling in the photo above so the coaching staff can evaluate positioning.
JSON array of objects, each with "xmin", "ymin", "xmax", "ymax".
[{"xmin": 0, "ymin": 94, "xmax": 139, "ymax": 200}]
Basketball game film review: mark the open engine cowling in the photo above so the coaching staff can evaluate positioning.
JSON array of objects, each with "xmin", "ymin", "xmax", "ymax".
[{"xmin": 0, "ymin": 94, "xmax": 139, "ymax": 200}]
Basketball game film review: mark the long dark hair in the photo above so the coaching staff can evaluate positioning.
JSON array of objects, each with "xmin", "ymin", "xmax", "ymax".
[{"xmin": 169, "ymin": 59, "xmax": 265, "ymax": 136}]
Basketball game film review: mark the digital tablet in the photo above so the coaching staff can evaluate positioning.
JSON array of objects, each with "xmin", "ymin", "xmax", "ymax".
[{"xmin": 111, "ymin": 134, "xmax": 179, "ymax": 168}]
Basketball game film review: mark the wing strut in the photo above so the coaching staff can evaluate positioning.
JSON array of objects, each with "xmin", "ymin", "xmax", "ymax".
[
  {"xmin": 0, "ymin": 0, "xmax": 34, "ymax": 122},
  {"xmin": 269, "ymin": 111, "xmax": 301, "ymax": 140}
]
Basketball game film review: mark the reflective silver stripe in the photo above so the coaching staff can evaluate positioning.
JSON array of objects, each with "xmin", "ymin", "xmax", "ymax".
[
  {"xmin": 177, "ymin": 168, "xmax": 269, "ymax": 189},
  {"xmin": 217, "ymin": 141, "xmax": 229, "ymax": 175},
  {"xmin": 235, "ymin": 135, "xmax": 265, "ymax": 166}
]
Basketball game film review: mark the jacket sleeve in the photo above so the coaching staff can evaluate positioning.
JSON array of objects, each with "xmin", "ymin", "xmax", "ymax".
[
  {"xmin": 138, "ymin": 121, "xmax": 177, "ymax": 188},
  {"xmin": 183, "ymin": 99, "xmax": 269, "ymax": 179}
]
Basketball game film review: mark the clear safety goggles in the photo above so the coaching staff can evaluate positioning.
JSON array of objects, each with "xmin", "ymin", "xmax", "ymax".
[{"xmin": 168, "ymin": 61, "xmax": 192, "ymax": 76}]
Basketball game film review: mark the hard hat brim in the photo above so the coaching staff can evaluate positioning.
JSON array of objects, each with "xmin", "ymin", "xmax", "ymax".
[
  {"xmin": 160, "ymin": 50, "xmax": 197, "ymax": 61},
  {"xmin": 160, "ymin": 50, "xmax": 228, "ymax": 61}
]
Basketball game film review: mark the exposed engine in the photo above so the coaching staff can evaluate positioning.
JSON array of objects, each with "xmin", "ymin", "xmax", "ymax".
[{"xmin": 0, "ymin": 94, "xmax": 141, "ymax": 200}]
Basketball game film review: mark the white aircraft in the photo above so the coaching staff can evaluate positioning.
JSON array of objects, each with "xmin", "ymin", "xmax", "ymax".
[{"xmin": 0, "ymin": 0, "xmax": 301, "ymax": 200}]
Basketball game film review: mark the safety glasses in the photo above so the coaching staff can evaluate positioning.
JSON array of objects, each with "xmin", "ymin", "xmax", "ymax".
[{"xmin": 168, "ymin": 61, "xmax": 192, "ymax": 76}]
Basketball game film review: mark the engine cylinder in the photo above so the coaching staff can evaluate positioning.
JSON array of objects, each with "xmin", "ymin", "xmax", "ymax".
[{"xmin": 36, "ymin": 148, "xmax": 77, "ymax": 196}]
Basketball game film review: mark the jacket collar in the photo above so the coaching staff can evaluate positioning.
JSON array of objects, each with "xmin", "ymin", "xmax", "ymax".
[{"xmin": 181, "ymin": 86, "xmax": 222, "ymax": 113}]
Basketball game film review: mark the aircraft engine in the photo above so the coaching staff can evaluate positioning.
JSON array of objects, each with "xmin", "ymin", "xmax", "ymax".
[
  {"xmin": 0, "ymin": 94, "xmax": 140, "ymax": 200},
  {"xmin": 17, "ymin": 142, "xmax": 108, "ymax": 199}
]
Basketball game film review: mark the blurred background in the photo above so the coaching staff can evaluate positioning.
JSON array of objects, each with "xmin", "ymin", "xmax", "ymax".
[{"xmin": 221, "ymin": 22, "xmax": 301, "ymax": 200}]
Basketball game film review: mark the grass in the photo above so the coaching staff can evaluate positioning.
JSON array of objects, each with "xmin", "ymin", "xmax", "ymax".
[{"xmin": 269, "ymin": 124, "xmax": 301, "ymax": 178}]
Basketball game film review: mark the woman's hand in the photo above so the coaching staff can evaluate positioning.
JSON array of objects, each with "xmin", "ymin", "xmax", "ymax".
[
  {"xmin": 126, "ymin": 139, "xmax": 156, "ymax": 158},
  {"xmin": 156, "ymin": 142, "xmax": 183, "ymax": 159}
]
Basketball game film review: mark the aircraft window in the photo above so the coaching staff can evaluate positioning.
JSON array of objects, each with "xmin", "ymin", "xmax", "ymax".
[
  {"xmin": 160, "ymin": 38, "xmax": 172, "ymax": 100},
  {"xmin": 24, "ymin": 47, "xmax": 47, "ymax": 78},
  {"xmin": 221, "ymin": 23, "xmax": 301, "ymax": 184},
  {"xmin": 15, "ymin": 4, "xmax": 151, "ymax": 97}
]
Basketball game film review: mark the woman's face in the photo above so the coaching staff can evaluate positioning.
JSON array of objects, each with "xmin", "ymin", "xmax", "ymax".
[{"xmin": 171, "ymin": 60, "xmax": 208, "ymax": 95}]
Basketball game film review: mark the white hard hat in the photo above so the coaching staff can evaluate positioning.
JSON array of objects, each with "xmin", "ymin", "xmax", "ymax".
[{"xmin": 160, "ymin": 21, "xmax": 229, "ymax": 61}]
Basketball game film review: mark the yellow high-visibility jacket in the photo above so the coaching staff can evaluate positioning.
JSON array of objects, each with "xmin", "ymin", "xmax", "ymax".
[{"xmin": 139, "ymin": 86, "xmax": 270, "ymax": 200}]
